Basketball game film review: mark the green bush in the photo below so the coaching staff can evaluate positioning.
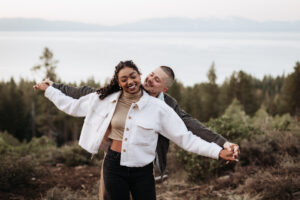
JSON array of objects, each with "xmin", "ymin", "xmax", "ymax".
[
  {"xmin": 44, "ymin": 186, "xmax": 98, "ymax": 200},
  {"xmin": 208, "ymin": 99, "xmax": 263, "ymax": 143},
  {"xmin": 0, "ymin": 133, "xmax": 104, "ymax": 193},
  {"xmin": 0, "ymin": 131, "xmax": 21, "ymax": 155},
  {"xmin": 251, "ymin": 109, "xmax": 297, "ymax": 132},
  {"xmin": 251, "ymin": 108, "xmax": 274, "ymax": 131},
  {"xmin": 16, "ymin": 136, "xmax": 102, "ymax": 167},
  {"xmin": 239, "ymin": 131, "xmax": 300, "ymax": 167},
  {"xmin": 56, "ymin": 143, "xmax": 103, "ymax": 167},
  {"xmin": 210, "ymin": 131, "xmax": 300, "ymax": 200},
  {"xmin": 175, "ymin": 149, "xmax": 235, "ymax": 182},
  {"xmin": 0, "ymin": 137, "xmax": 13, "ymax": 154},
  {"xmin": 205, "ymin": 116, "xmax": 262, "ymax": 143},
  {"xmin": 222, "ymin": 99, "xmax": 249, "ymax": 124},
  {"xmin": 33, "ymin": 141, "xmax": 104, "ymax": 167},
  {"xmin": 2, "ymin": 135, "xmax": 60, "ymax": 166},
  {"xmin": 0, "ymin": 131, "xmax": 20, "ymax": 146},
  {"xmin": 2, "ymin": 132, "xmax": 104, "ymax": 166},
  {"xmin": 0, "ymin": 154, "xmax": 44, "ymax": 191},
  {"xmin": 0, "ymin": 134, "xmax": 47, "ymax": 191},
  {"xmin": 239, "ymin": 136, "xmax": 277, "ymax": 167},
  {"xmin": 238, "ymin": 168, "xmax": 300, "ymax": 200},
  {"xmin": 176, "ymin": 115, "xmax": 261, "ymax": 182},
  {"xmin": 272, "ymin": 114, "xmax": 293, "ymax": 131},
  {"xmin": 26, "ymin": 136, "xmax": 56, "ymax": 152}
]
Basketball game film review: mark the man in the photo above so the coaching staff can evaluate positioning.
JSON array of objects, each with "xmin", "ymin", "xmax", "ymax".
[{"xmin": 43, "ymin": 66, "xmax": 239, "ymax": 200}]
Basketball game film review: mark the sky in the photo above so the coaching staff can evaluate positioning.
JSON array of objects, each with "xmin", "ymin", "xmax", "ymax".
[{"xmin": 1, "ymin": 0, "xmax": 300, "ymax": 25}]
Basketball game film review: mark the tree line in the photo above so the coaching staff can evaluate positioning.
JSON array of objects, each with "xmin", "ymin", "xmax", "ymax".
[
  {"xmin": 168, "ymin": 62, "xmax": 300, "ymax": 122},
  {"xmin": 0, "ymin": 48, "xmax": 299, "ymax": 145}
]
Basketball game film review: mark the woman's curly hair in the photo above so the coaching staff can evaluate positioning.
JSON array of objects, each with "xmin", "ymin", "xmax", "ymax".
[{"xmin": 96, "ymin": 60, "xmax": 142, "ymax": 100}]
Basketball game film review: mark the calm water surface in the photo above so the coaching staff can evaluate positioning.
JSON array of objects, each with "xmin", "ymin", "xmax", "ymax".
[{"xmin": 0, "ymin": 31, "xmax": 299, "ymax": 85}]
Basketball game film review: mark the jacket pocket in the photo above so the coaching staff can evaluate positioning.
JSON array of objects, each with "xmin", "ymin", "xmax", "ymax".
[
  {"xmin": 132, "ymin": 120, "xmax": 157, "ymax": 146},
  {"xmin": 85, "ymin": 108, "xmax": 108, "ymax": 127}
]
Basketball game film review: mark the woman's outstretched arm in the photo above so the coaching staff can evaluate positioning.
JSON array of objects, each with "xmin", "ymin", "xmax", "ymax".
[
  {"xmin": 157, "ymin": 102, "xmax": 236, "ymax": 161},
  {"xmin": 34, "ymin": 82, "xmax": 94, "ymax": 117}
]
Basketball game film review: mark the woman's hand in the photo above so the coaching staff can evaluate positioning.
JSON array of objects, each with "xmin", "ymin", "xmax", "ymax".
[
  {"xmin": 33, "ymin": 82, "xmax": 49, "ymax": 91},
  {"xmin": 219, "ymin": 149, "xmax": 238, "ymax": 162},
  {"xmin": 223, "ymin": 142, "xmax": 240, "ymax": 160}
]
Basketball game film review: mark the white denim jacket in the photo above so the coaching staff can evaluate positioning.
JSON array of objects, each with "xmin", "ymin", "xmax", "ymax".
[{"xmin": 45, "ymin": 86, "xmax": 222, "ymax": 167}]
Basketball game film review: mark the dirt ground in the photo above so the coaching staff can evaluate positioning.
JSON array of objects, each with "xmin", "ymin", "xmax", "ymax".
[
  {"xmin": 0, "ymin": 164, "xmax": 101, "ymax": 200},
  {"xmin": 2, "ymin": 163, "xmax": 299, "ymax": 200},
  {"xmin": 0, "ymin": 164, "xmax": 207, "ymax": 200}
]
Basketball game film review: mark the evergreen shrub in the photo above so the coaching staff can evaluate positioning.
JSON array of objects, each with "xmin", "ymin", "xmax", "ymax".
[
  {"xmin": 0, "ymin": 154, "xmax": 43, "ymax": 191},
  {"xmin": 55, "ymin": 144, "xmax": 104, "ymax": 167},
  {"xmin": 0, "ymin": 133, "xmax": 104, "ymax": 191},
  {"xmin": 175, "ymin": 115, "xmax": 261, "ymax": 182},
  {"xmin": 45, "ymin": 186, "xmax": 98, "ymax": 200},
  {"xmin": 239, "ymin": 131, "xmax": 300, "ymax": 167}
]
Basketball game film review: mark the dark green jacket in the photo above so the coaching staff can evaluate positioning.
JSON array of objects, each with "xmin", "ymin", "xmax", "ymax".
[{"xmin": 52, "ymin": 83, "xmax": 226, "ymax": 177}]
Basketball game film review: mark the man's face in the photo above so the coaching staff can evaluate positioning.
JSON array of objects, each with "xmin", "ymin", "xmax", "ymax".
[{"xmin": 143, "ymin": 67, "xmax": 168, "ymax": 97}]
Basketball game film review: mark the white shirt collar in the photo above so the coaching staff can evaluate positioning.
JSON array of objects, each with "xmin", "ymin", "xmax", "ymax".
[
  {"xmin": 108, "ymin": 90, "xmax": 150, "ymax": 110},
  {"xmin": 157, "ymin": 92, "xmax": 164, "ymax": 101}
]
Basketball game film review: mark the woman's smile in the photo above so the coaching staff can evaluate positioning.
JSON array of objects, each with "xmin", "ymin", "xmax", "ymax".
[
  {"xmin": 128, "ymin": 83, "xmax": 137, "ymax": 90},
  {"xmin": 118, "ymin": 67, "xmax": 141, "ymax": 94}
]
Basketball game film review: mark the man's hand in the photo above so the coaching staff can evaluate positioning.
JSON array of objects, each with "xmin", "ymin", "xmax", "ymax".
[
  {"xmin": 43, "ymin": 78, "xmax": 53, "ymax": 86},
  {"xmin": 33, "ymin": 78, "xmax": 53, "ymax": 91},
  {"xmin": 223, "ymin": 142, "xmax": 240, "ymax": 162},
  {"xmin": 219, "ymin": 149, "xmax": 236, "ymax": 161},
  {"xmin": 33, "ymin": 82, "xmax": 49, "ymax": 91}
]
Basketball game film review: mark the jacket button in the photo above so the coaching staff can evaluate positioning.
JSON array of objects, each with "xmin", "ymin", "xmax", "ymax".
[
  {"xmin": 123, "ymin": 149, "xmax": 126, "ymax": 152},
  {"xmin": 128, "ymin": 116, "xmax": 132, "ymax": 119},
  {"xmin": 126, "ymin": 128, "xmax": 129, "ymax": 131},
  {"xmin": 112, "ymin": 100, "xmax": 116, "ymax": 103},
  {"xmin": 124, "ymin": 138, "xmax": 128, "ymax": 141}
]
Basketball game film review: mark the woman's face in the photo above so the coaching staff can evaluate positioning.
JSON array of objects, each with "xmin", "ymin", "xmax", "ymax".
[{"xmin": 118, "ymin": 67, "xmax": 141, "ymax": 94}]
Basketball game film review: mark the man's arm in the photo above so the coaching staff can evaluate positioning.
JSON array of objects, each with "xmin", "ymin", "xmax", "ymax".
[
  {"xmin": 164, "ymin": 93, "xmax": 226, "ymax": 147},
  {"xmin": 52, "ymin": 83, "xmax": 96, "ymax": 99}
]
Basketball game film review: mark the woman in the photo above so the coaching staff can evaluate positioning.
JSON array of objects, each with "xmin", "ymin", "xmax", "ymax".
[{"xmin": 34, "ymin": 60, "xmax": 235, "ymax": 200}]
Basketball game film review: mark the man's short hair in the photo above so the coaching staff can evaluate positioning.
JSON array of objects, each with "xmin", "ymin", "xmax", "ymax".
[{"xmin": 160, "ymin": 66, "xmax": 175, "ymax": 87}]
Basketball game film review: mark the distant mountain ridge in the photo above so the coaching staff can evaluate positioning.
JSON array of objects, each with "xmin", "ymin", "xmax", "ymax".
[{"xmin": 1, "ymin": 17, "xmax": 300, "ymax": 32}]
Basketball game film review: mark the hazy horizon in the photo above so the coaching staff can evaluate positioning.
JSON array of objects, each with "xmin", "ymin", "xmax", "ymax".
[
  {"xmin": 1, "ymin": 17, "xmax": 300, "ymax": 32},
  {"xmin": 1, "ymin": 0, "xmax": 300, "ymax": 25},
  {"xmin": 1, "ymin": 16, "xmax": 300, "ymax": 26}
]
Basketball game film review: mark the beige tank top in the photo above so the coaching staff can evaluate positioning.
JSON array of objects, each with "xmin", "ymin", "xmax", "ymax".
[{"xmin": 108, "ymin": 90, "xmax": 142, "ymax": 141}]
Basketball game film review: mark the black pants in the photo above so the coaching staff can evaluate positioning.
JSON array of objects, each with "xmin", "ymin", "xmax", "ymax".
[{"xmin": 103, "ymin": 149, "xmax": 156, "ymax": 200}]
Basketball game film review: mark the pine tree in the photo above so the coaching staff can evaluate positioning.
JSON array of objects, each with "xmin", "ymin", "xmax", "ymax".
[
  {"xmin": 226, "ymin": 71, "xmax": 260, "ymax": 116},
  {"xmin": 201, "ymin": 63, "xmax": 219, "ymax": 120},
  {"xmin": 167, "ymin": 79, "xmax": 183, "ymax": 104},
  {"xmin": 32, "ymin": 48, "xmax": 60, "ymax": 139},
  {"xmin": 280, "ymin": 62, "xmax": 300, "ymax": 118},
  {"xmin": 207, "ymin": 62, "xmax": 217, "ymax": 84},
  {"xmin": 0, "ymin": 78, "xmax": 31, "ymax": 141},
  {"xmin": 31, "ymin": 47, "xmax": 58, "ymax": 81}
]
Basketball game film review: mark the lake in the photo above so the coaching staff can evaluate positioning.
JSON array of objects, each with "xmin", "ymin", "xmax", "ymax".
[{"xmin": 0, "ymin": 31, "xmax": 299, "ymax": 85}]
